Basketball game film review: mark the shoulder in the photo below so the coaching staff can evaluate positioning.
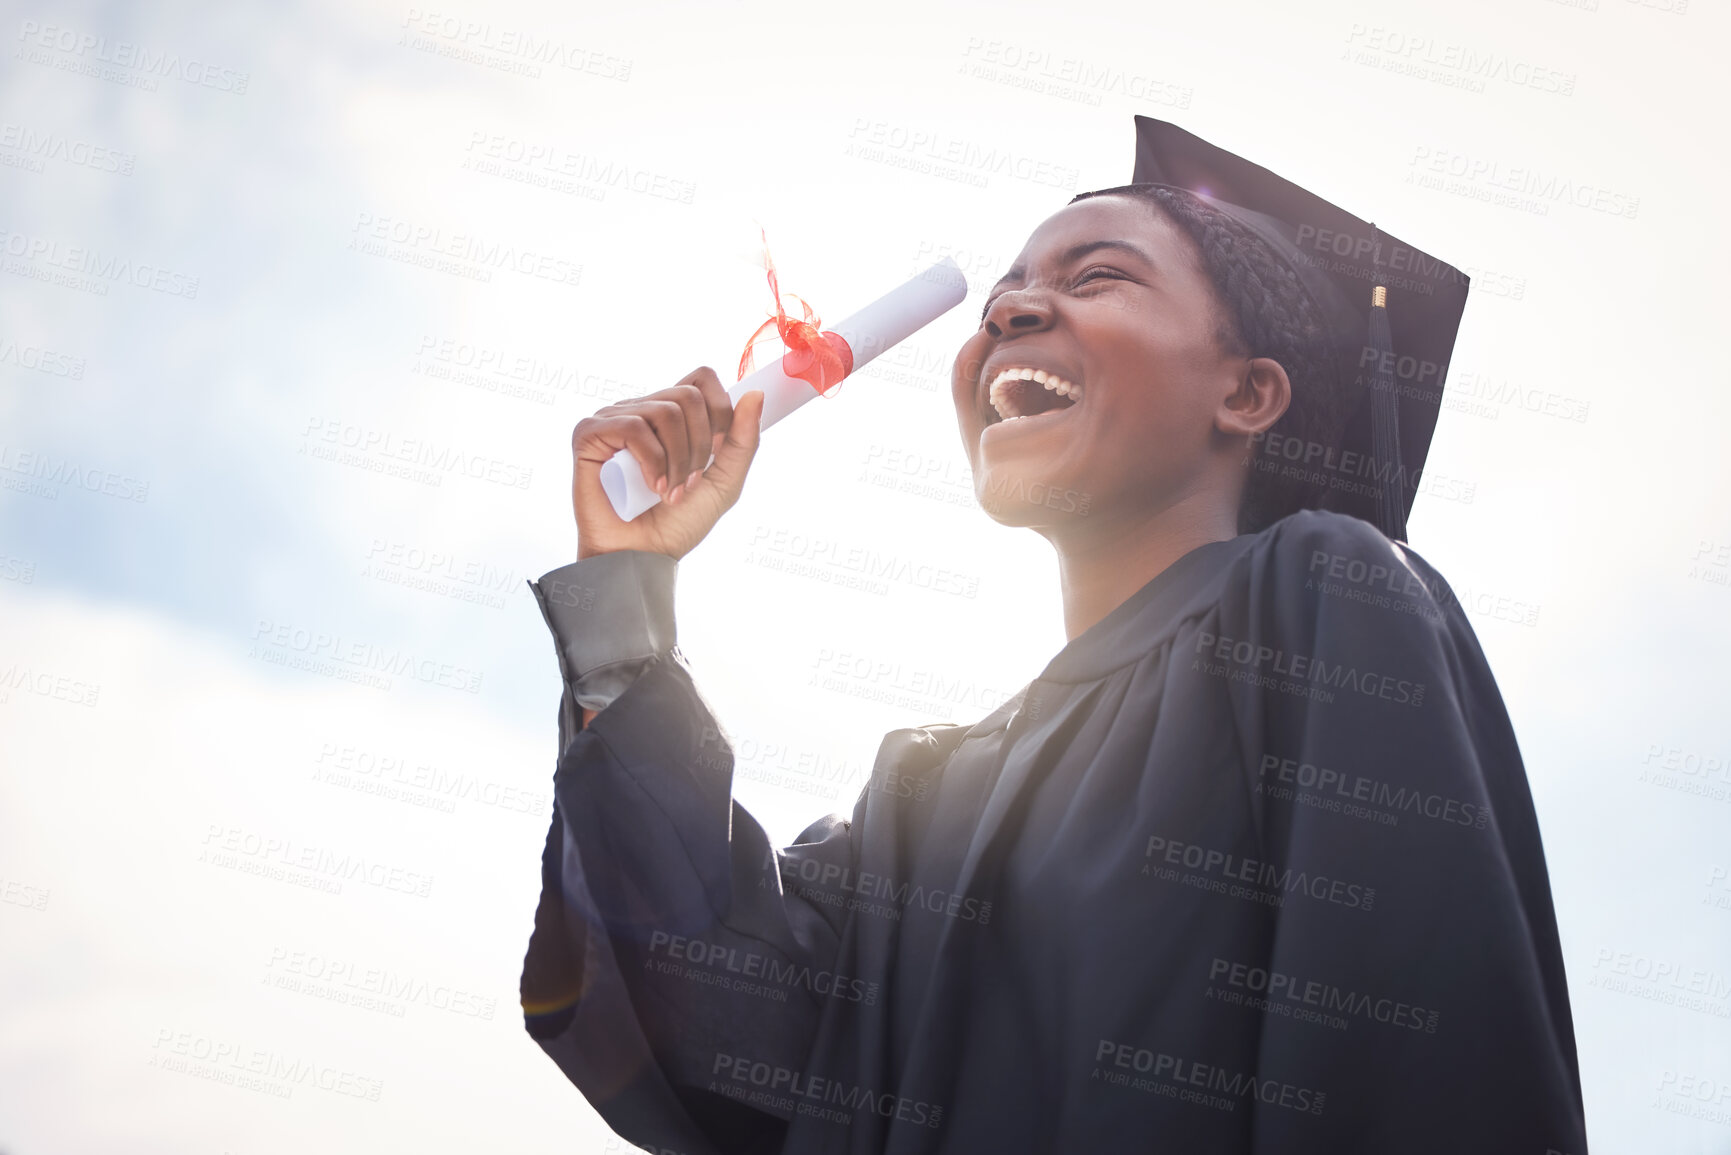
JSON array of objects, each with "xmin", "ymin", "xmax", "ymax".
[
  {"xmin": 1254, "ymin": 508, "xmax": 1418, "ymax": 573},
  {"xmin": 1237, "ymin": 510, "xmax": 1460, "ymax": 618},
  {"xmin": 1211, "ymin": 511, "xmax": 1476, "ymax": 687}
]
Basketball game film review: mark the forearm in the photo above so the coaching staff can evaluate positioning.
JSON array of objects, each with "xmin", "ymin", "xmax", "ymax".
[{"xmin": 523, "ymin": 633, "xmax": 854, "ymax": 1151}]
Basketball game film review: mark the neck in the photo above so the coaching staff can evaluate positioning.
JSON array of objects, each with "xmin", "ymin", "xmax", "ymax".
[{"xmin": 1046, "ymin": 488, "xmax": 1241, "ymax": 642}]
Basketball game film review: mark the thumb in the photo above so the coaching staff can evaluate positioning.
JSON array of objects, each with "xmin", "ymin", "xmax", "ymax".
[{"xmin": 705, "ymin": 389, "xmax": 765, "ymax": 497}]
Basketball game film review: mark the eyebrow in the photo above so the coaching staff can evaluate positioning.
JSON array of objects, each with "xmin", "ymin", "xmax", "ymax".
[{"xmin": 981, "ymin": 238, "xmax": 1155, "ymax": 319}]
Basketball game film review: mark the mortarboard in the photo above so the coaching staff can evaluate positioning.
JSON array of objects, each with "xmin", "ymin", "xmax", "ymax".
[{"xmin": 1129, "ymin": 115, "xmax": 1470, "ymax": 542}]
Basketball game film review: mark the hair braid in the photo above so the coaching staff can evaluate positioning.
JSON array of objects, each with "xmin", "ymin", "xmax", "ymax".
[{"xmin": 1069, "ymin": 184, "xmax": 1353, "ymax": 533}]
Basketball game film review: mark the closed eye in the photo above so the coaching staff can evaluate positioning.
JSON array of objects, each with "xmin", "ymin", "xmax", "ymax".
[
  {"xmin": 1075, "ymin": 266, "xmax": 1129, "ymax": 287},
  {"xmin": 978, "ymin": 266, "xmax": 1135, "ymax": 323}
]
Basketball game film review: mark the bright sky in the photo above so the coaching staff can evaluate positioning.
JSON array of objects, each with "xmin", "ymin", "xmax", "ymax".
[{"xmin": 1, "ymin": 0, "xmax": 1728, "ymax": 1151}]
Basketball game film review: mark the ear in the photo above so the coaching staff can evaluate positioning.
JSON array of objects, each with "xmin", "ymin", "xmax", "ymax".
[{"xmin": 1216, "ymin": 356, "xmax": 1291, "ymax": 439}]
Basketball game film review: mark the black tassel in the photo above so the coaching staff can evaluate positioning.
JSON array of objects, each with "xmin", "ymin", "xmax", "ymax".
[{"xmin": 1366, "ymin": 281, "xmax": 1405, "ymax": 541}]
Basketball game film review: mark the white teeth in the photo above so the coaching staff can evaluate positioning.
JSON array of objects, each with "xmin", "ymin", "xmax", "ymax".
[
  {"xmin": 985, "ymin": 366, "xmax": 1083, "ymax": 421},
  {"xmin": 986, "ymin": 367, "xmax": 1082, "ymax": 398}
]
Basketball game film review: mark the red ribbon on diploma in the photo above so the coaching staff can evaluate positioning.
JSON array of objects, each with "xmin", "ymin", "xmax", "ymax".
[{"xmin": 736, "ymin": 229, "xmax": 853, "ymax": 397}]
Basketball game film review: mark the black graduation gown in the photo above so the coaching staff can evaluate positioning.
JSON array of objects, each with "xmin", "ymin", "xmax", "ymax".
[{"xmin": 520, "ymin": 509, "xmax": 1588, "ymax": 1154}]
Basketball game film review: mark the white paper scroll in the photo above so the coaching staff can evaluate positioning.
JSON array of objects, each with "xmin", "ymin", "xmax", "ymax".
[{"xmin": 600, "ymin": 257, "xmax": 968, "ymax": 521}]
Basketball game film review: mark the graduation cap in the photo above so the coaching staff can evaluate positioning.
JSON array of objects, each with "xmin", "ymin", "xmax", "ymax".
[{"xmin": 1128, "ymin": 115, "xmax": 1470, "ymax": 542}]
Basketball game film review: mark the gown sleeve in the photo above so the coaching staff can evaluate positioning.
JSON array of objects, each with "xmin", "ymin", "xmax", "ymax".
[
  {"xmin": 521, "ymin": 552, "xmax": 861, "ymax": 1155},
  {"xmin": 1215, "ymin": 511, "xmax": 1587, "ymax": 1154}
]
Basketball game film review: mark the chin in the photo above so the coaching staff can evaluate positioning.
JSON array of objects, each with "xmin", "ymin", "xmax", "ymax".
[{"xmin": 972, "ymin": 462, "xmax": 1096, "ymax": 525}]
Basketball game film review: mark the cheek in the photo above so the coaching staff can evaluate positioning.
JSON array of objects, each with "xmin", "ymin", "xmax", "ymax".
[
  {"xmin": 1097, "ymin": 323, "xmax": 1222, "ymax": 417},
  {"xmin": 951, "ymin": 332, "xmax": 990, "ymax": 405},
  {"xmin": 1082, "ymin": 338, "xmax": 1220, "ymax": 476}
]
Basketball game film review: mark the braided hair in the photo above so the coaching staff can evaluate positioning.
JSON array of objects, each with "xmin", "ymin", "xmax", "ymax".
[{"xmin": 1068, "ymin": 184, "xmax": 1352, "ymax": 534}]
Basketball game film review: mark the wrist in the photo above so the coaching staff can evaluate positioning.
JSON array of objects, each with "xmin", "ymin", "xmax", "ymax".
[{"xmin": 577, "ymin": 541, "xmax": 681, "ymax": 563}]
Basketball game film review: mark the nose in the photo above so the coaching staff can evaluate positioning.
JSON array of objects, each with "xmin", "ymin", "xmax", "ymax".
[{"xmin": 982, "ymin": 286, "xmax": 1054, "ymax": 339}]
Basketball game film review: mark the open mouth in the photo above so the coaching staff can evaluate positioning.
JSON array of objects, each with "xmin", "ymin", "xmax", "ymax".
[{"xmin": 983, "ymin": 366, "xmax": 1082, "ymax": 425}]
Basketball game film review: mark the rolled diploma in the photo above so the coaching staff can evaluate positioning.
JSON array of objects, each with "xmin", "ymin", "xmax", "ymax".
[{"xmin": 600, "ymin": 256, "xmax": 967, "ymax": 520}]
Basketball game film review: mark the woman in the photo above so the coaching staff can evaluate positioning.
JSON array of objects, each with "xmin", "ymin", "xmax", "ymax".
[{"xmin": 518, "ymin": 172, "xmax": 1588, "ymax": 1152}]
